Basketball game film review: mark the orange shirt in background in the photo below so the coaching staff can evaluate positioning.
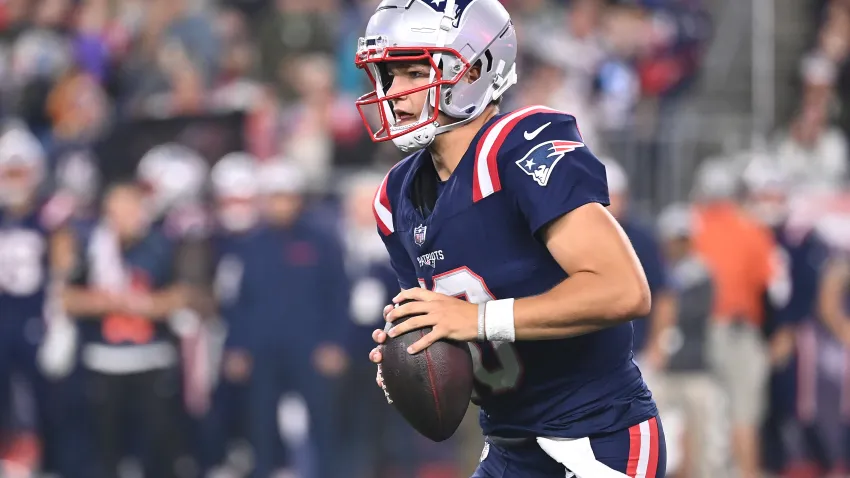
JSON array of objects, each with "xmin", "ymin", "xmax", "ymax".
[{"xmin": 692, "ymin": 201, "xmax": 780, "ymax": 326}]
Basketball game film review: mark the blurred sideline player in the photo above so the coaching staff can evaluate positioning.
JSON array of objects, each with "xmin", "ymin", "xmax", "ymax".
[
  {"xmin": 817, "ymin": 208, "xmax": 850, "ymax": 477},
  {"xmin": 257, "ymin": 159, "xmax": 350, "ymax": 478},
  {"xmin": 136, "ymin": 144, "xmax": 216, "ymax": 466},
  {"xmin": 63, "ymin": 182, "xmax": 186, "ymax": 478},
  {"xmin": 205, "ymin": 153, "xmax": 298, "ymax": 478},
  {"xmin": 0, "ymin": 124, "xmax": 74, "ymax": 475},
  {"xmin": 357, "ymin": 1, "xmax": 665, "ymax": 476},
  {"xmin": 601, "ymin": 158, "xmax": 676, "ymax": 376},
  {"xmin": 39, "ymin": 149, "xmax": 103, "ymax": 478},
  {"xmin": 741, "ymin": 160, "xmax": 833, "ymax": 476},
  {"xmin": 337, "ymin": 171, "xmax": 423, "ymax": 478},
  {"xmin": 653, "ymin": 203, "xmax": 728, "ymax": 478}
]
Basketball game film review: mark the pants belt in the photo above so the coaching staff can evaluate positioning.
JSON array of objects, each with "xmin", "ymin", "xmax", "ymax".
[{"xmin": 486, "ymin": 435, "xmax": 536, "ymax": 448}]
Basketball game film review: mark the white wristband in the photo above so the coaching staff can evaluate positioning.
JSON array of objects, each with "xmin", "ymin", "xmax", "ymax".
[
  {"xmin": 477, "ymin": 303, "xmax": 487, "ymax": 341},
  {"xmin": 484, "ymin": 298, "xmax": 516, "ymax": 342}
]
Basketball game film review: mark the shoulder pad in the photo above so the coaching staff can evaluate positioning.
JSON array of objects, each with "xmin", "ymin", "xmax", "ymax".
[
  {"xmin": 473, "ymin": 106, "xmax": 582, "ymax": 202},
  {"xmin": 373, "ymin": 155, "xmax": 418, "ymax": 236}
]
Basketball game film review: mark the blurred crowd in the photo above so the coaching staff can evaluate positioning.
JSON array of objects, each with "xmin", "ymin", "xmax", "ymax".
[{"xmin": 21, "ymin": 0, "xmax": 850, "ymax": 478}]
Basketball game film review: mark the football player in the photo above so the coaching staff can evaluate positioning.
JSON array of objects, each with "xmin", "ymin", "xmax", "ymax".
[
  {"xmin": 742, "ymin": 161, "xmax": 838, "ymax": 474},
  {"xmin": 357, "ymin": 1, "xmax": 665, "ymax": 477},
  {"xmin": 0, "ymin": 125, "xmax": 75, "ymax": 475}
]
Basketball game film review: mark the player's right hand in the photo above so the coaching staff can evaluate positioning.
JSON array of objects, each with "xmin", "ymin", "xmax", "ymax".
[{"xmin": 370, "ymin": 328, "xmax": 386, "ymax": 365}]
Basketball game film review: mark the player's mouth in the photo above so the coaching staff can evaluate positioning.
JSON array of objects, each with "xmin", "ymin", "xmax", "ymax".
[{"xmin": 394, "ymin": 111, "xmax": 416, "ymax": 125}]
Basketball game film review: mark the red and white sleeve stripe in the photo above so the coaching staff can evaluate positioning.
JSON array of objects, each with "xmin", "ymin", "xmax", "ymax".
[
  {"xmin": 373, "ymin": 169, "xmax": 394, "ymax": 236},
  {"xmin": 626, "ymin": 416, "xmax": 661, "ymax": 478},
  {"xmin": 472, "ymin": 105, "xmax": 559, "ymax": 202}
]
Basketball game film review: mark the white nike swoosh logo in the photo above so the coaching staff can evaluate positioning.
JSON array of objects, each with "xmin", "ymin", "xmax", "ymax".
[{"xmin": 524, "ymin": 122, "xmax": 551, "ymax": 141}]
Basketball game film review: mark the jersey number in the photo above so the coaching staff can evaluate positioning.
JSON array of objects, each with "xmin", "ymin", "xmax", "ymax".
[
  {"xmin": 0, "ymin": 230, "xmax": 45, "ymax": 296},
  {"xmin": 423, "ymin": 267, "xmax": 523, "ymax": 395}
]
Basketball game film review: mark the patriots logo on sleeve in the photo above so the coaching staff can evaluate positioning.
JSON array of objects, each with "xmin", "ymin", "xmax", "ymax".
[{"xmin": 515, "ymin": 140, "xmax": 585, "ymax": 187}]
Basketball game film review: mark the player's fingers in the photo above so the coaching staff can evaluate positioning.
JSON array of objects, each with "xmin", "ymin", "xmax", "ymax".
[
  {"xmin": 407, "ymin": 329, "xmax": 444, "ymax": 354},
  {"xmin": 387, "ymin": 315, "xmax": 435, "ymax": 338},
  {"xmin": 386, "ymin": 300, "xmax": 431, "ymax": 322},
  {"xmin": 383, "ymin": 304, "xmax": 394, "ymax": 319},
  {"xmin": 369, "ymin": 347, "xmax": 383, "ymax": 364},
  {"xmin": 392, "ymin": 287, "xmax": 439, "ymax": 304},
  {"xmin": 372, "ymin": 328, "xmax": 387, "ymax": 344}
]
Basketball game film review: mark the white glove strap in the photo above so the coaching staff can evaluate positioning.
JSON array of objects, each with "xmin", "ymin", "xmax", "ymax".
[{"xmin": 484, "ymin": 299, "xmax": 516, "ymax": 342}]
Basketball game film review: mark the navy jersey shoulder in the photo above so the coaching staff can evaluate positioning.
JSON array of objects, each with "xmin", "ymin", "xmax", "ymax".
[{"xmin": 374, "ymin": 107, "xmax": 655, "ymax": 438}]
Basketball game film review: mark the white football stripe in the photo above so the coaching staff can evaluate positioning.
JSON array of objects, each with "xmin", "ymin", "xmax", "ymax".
[
  {"xmin": 635, "ymin": 419, "xmax": 652, "ymax": 478},
  {"xmin": 374, "ymin": 173, "xmax": 394, "ymax": 233}
]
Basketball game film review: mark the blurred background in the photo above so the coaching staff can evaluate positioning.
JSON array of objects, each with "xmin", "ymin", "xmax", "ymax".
[{"xmin": 1, "ymin": 0, "xmax": 850, "ymax": 477}]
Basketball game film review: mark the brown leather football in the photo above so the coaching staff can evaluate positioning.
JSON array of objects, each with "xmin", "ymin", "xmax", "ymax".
[{"xmin": 380, "ymin": 300, "xmax": 474, "ymax": 442}]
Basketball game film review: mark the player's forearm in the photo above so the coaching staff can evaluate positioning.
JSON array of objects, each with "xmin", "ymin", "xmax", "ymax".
[
  {"xmin": 512, "ymin": 269, "xmax": 651, "ymax": 340},
  {"xmin": 145, "ymin": 286, "xmax": 189, "ymax": 320},
  {"xmin": 62, "ymin": 287, "xmax": 118, "ymax": 318}
]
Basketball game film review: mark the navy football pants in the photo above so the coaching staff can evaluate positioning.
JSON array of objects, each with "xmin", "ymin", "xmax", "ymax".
[{"xmin": 473, "ymin": 416, "xmax": 666, "ymax": 478}]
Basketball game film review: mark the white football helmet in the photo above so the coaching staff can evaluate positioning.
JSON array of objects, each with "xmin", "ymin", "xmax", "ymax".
[
  {"xmin": 257, "ymin": 159, "xmax": 306, "ymax": 196},
  {"xmin": 0, "ymin": 126, "xmax": 45, "ymax": 207},
  {"xmin": 211, "ymin": 152, "xmax": 260, "ymax": 232},
  {"xmin": 742, "ymin": 158, "xmax": 791, "ymax": 227},
  {"xmin": 355, "ymin": 0, "xmax": 518, "ymax": 153},
  {"xmin": 137, "ymin": 143, "xmax": 208, "ymax": 218},
  {"xmin": 691, "ymin": 157, "xmax": 739, "ymax": 202}
]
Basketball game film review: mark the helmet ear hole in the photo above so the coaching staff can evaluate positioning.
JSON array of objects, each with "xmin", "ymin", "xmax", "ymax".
[
  {"xmin": 468, "ymin": 60, "xmax": 483, "ymax": 83},
  {"xmin": 483, "ymin": 50, "xmax": 493, "ymax": 72}
]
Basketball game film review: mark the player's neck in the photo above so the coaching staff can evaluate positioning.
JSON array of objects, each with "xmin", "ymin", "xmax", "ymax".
[{"xmin": 429, "ymin": 106, "xmax": 499, "ymax": 181}]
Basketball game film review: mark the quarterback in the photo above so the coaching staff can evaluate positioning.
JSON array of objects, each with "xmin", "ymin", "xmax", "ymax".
[{"xmin": 357, "ymin": 0, "xmax": 666, "ymax": 476}]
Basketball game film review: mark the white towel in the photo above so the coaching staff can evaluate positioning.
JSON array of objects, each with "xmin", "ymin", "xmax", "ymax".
[{"xmin": 87, "ymin": 222, "xmax": 129, "ymax": 293}]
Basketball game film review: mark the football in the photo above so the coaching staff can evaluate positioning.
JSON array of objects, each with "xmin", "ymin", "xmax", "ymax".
[{"xmin": 380, "ymin": 300, "xmax": 474, "ymax": 442}]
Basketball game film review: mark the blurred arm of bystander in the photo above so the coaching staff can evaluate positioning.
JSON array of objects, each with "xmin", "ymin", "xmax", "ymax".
[{"xmin": 817, "ymin": 255, "xmax": 850, "ymax": 346}]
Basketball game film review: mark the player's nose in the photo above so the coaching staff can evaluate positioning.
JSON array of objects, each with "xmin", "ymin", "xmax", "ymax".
[{"xmin": 386, "ymin": 76, "xmax": 408, "ymax": 99}]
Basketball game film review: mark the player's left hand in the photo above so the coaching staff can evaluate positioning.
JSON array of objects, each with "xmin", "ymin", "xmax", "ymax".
[{"xmin": 385, "ymin": 288, "xmax": 479, "ymax": 354}]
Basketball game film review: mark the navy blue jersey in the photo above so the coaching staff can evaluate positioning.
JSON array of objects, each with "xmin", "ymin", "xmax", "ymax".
[
  {"xmin": 211, "ymin": 227, "xmax": 267, "ymax": 351},
  {"xmin": 772, "ymin": 224, "xmax": 830, "ymax": 328},
  {"xmin": 0, "ymin": 204, "xmax": 53, "ymax": 324},
  {"xmin": 71, "ymin": 226, "xmax": 176, "ymax": 346},
  {"xmin": 374, "ymin": 106, "xmax": 656, "ymax": 438}
]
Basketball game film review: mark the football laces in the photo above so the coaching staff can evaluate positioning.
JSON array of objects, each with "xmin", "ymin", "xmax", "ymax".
[{"xmin": 377, "ymin": 364, "xmax": 393, "ymax": 404}]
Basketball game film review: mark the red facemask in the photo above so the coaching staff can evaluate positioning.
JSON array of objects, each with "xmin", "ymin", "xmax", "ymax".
[{"xmin": 354, "ymin": 37, "xmax": 470, "ymax": 144}]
